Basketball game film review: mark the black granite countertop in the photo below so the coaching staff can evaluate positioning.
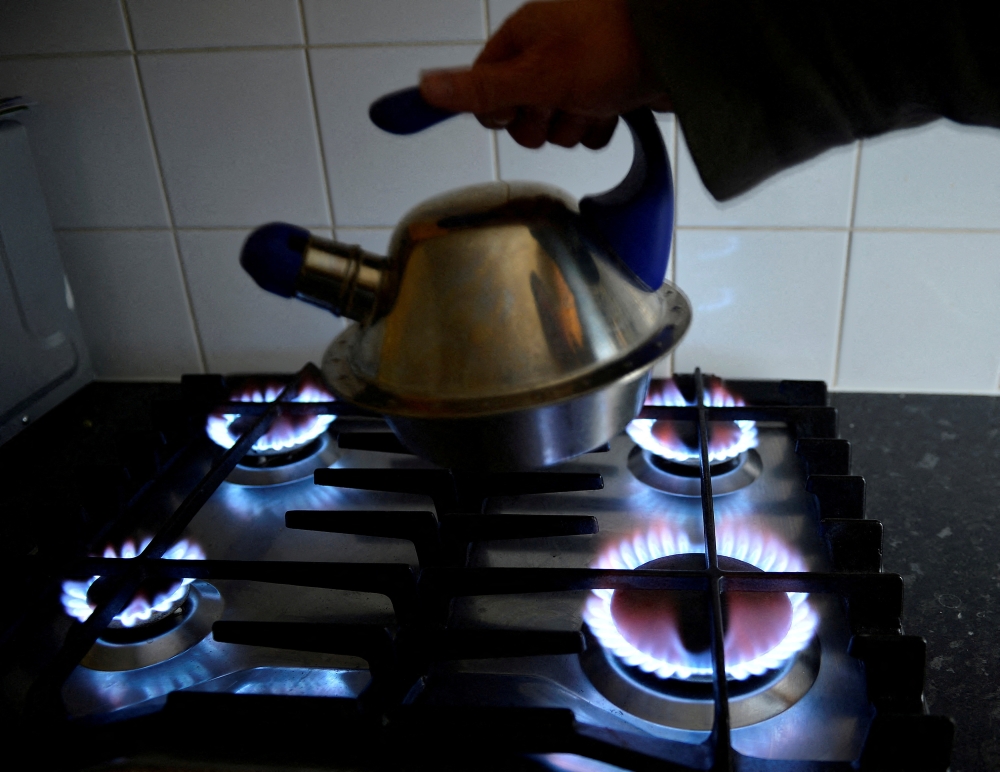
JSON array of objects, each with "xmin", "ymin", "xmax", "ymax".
[{"xmin": 832, "ymin": 393, "xmax": 1000, "ymax": 772}]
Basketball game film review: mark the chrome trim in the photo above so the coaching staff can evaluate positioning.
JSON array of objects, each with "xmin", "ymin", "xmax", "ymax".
[{"xmin": 81, "ymin": 582, "xmax": 224, "ymax": 672}]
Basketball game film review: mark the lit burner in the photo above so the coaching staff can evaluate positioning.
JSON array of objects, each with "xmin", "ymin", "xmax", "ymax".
[
  {"xmin": 583, "ymin": 525, "xmax": 817, "ymax": 681},
  {"xmin": 61, "ymin": 538, "xmax": 205, "ymax": 629},
  {"xmin": 205, "ymin": 374, "xmax": 335, "ymax": 454},
  {"xmin": 626, "ymin": 377, "xmax": 758, "ymax": 464}
]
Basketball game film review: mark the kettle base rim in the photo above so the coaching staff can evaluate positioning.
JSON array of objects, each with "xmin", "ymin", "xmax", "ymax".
[{"xmin": 320, "ymin": 281, "xmax": 691, "ymax": 422}]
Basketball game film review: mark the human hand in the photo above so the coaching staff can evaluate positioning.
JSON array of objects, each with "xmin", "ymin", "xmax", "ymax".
[{"xmin": 419, "ymin": 0, "xmax": 671, "ymax": 150}]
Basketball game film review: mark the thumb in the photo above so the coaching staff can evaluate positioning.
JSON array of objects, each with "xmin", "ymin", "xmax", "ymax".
[{"xmin": 420, "ymin": 62, "xmax": 546, "ymax": 115}]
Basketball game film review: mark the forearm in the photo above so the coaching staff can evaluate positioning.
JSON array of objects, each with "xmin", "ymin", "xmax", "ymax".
[{"xmin": 629, "ymin": 0, "xmax": 1000, "ymax": 200}]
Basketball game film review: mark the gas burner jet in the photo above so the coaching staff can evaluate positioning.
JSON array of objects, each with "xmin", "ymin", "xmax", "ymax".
[
  {"xmin": 627, "ymin": 376, "xmax": 758, "ymax": 464},
  {"xmin": 583, "ymin": 524, "xmax": 817, "ymax": 682},
  {"xmin": 205, "ymin": 370, "xmax": 336, "ymax": 454},
  {"xmin": 61, "ymin": 537, "xmax": 205, "ymax": 628},
  {"xmin": 627, "ymin": 376, "xmax": 763, "ymax": 495},
  {"xmin": 61, "ymin": 538, "xmax": 220, "ymax": 671},
  {"xmin": 203, "ymin": 369, "xmax": 341, "ymax": 485}
]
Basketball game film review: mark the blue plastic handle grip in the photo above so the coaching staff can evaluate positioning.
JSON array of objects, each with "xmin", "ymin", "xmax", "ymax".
[
  {"xmin": 369, "ymin": 87, "xmax": 456, "ymax": 135},
  {"xmin": 579, "ymin": 109, "xmax": 673, "ymax": 291}
]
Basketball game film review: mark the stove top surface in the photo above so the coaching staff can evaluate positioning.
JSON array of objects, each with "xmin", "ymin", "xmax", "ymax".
[{"xmin": 0, "ymin": 371, "xmax": 959, "ymax": 771}]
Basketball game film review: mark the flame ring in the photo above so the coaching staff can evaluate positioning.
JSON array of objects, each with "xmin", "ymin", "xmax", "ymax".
[
  {"xmin": 61, "ymin": 538, "xmax": 206, "ymax": 629},
  {"xmin": 626, "ymin": 378, "xmax": 758, "ymax": 463},
  {"xmin": 583, "ymin": 525, "xmax": 818, "ymax": 681},
  {"xmin": 205, "ymin": 383, "xmax": 335, "ymax": 454}
]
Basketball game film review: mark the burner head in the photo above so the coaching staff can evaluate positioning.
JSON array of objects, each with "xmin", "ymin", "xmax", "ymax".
[
  {"xmin": 81, "ymin": 582, "xmax": 224, "ymax": 671},
  {"xmin": 628, "ymin": 445, "xmax": 762, "ymax": 496},
  {"xmin": 626, "ymin": 376, "xmax": 758, "ymax": 464},
  {"xmin": 584, "ymin": 524, "xmax": 818, "ymax": 681},
  {"xmin": 104, "ymin": 578, "xmax": 192, "ymax": 631},
  {"xmin": 61, "ymin": 538, "xmax": 205, "ymax": 629},
  {"xmin": 205, "ymin": 372, "xmax": 336, "ymax": 455},
  {"xmin": 609, "ymin": 554, "xmax": 793, "ymax": 673}
]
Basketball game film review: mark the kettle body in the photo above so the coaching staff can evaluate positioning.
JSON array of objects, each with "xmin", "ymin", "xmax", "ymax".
[{"xmin": 241, "ymin": 95, "xmax": 690, "ymax": 470}]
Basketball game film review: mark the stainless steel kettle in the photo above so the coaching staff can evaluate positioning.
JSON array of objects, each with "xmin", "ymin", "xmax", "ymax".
[{"xmin": 241, "ymin": 87, "xmax": 691, "ymax": 471}]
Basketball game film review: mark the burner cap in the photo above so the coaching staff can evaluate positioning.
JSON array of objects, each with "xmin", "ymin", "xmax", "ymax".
[
  {"xmin": 82, "ymin": 582, "xmax": 224, "ymax": 671},
  {"xmin": 104, "ymin": 581, "xmax": 192, "ymax": 631},
  {"xmin": 628, "ymin": 445, "xmax": 762, "ymax": 496},
  {"xmin": 580, "ymin": 627, "xmax": 820, "ymax": 730},
  {"xmin": 609, "ymin": 554, "xmax": 793, "ymax": 673},
  {"xmin": 227, "ymin": 431, "xmax": 339, "ymax": 486}
]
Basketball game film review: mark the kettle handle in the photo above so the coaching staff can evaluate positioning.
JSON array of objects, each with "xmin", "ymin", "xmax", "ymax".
[
  {"xmin": 369, "ymin": 86, "xmax": 456, "ymax": 134},
  {"xmin": 369, "ymin": 88, "xmax": 673, "ymax": 290},
  {"xmin": 578, "ymin": 109, "xmax": 673, "ymax": 291}
]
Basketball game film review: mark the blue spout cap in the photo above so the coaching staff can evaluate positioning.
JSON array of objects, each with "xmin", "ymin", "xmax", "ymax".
[{"xmin": 241, "ymin": 222, "xmax": 310, "ymax": 297}]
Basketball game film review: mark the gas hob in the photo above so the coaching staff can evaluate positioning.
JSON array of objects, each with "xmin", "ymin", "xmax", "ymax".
[{"xmin": 0, "ymin": 368, "xmax": 953, "ymax": 771}]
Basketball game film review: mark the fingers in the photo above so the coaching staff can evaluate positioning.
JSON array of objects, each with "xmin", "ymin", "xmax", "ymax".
[
  {"xmin": 501, "ymin": 112, "xmax": 619, "ymax": 151},
  {"xmin": 581, "ymin": 116, "xmax": 619, "ymax": 149},
  {"xmin": 476, "ymin": 0, "xmax": 545, "ymax": 65},
  {"xmin": 420, "ymin": 61, "xmax": 546, "ymax": 115},
  {"xmin": 546, "ymin": 113, "xmax": 589, "ymax": 148},
  {"xmin": 477, "ymin": 107, "xmax": 517, "ymax": 130},
  {"xmin": 475, "ymin": 13, "xmax": 523, "ymax": 65},
  {"xmin": 507, "ymin": 107, "xmax": 555, "ymax": 149}
]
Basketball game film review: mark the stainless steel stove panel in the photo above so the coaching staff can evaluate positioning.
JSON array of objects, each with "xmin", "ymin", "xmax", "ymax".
[
  {"xmin": 57, "ymin": 424, "xmax": 872, "ymax": 762},
  {"xmin": 441, "ymin": 430, "xmax": 871, "ymax": 760}
]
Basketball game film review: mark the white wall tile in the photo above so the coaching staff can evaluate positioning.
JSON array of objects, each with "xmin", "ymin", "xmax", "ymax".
[
  {"xmin": 139, "ymin": 50, "xmax": 329, "ymax": 227},
  {"xmin": 303, "ymin": 0, "xmax": 484, "ymax": 44},
  {"xmin": 673, "ymin": 230, "xmax": 848, "ymax": 380},
  {"xmin": 676, "ymin": 132, "xmax": 856, "ymax": 228},
  {"xmin": 487, "ymin": 0, "xmax": 523, "ymax": 32},
  {"xmin": 177, "ymin": 229, "xmax": 346, "ymax": 373},
  {"xmin": 310, "ymin": 45, "xmax": 493, "ymax": 227},
  {"xmin": 0, "ymin": 0, "xmax": 129, "ymax": 55},
  {"xmin": 335, "ymin": 228, "xmax": 394, "ymax": 255},
  {"xmin": 837, "ymin": 232, "xmax": 1000, "ymax": 393},
  {"xmin": 854, "ymin": 120, "xmax": 1000, "ymax": 229},
  {"xmin": 0, "ymin": 58, "xmax": 170, "ymax": 228},
  {"xmin": 497, "ymin": 116, "xmax": 675, "ymax": 203},
  {"xmin": 126, "ymin": 0, "xmax": 303, "ymax": 50},
  {"xmin": 56, "ymin": 230, "xmax": 202, "ymax": 378}
]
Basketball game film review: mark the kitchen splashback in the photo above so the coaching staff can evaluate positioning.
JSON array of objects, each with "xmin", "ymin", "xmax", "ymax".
[{"xmin": 2, "ymin": 0, "xmax": 999, "ymax": 393}]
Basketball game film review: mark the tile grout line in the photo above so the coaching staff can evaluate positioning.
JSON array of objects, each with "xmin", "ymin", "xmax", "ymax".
[
  {"xmin": 489, "ymin": 130, "xmax": 501, "ymax": 182},
  {"xmin": 54, "ymin": 225, "xmax": 393, "ymax": 234},
  {"xmin": 52, "ymin": 223, "xmax": 1000, "ymax": 234},
  {"xmin": 483, "ymin": 0, "xmax": 502, "ymax": 182},
  {"xmin": 298, "ymin": 0, "xmax": 339, "ymax": 237},
  {"xmin": 0, "ymin": 40, "xmax": 489, "ymax": 61},
  {"xmin": 119, "ymin": 0, "xmax": 209, "ymax": 374},
  {"xmin": 831, "ymin": 139, "xmax": 864, "ymax": 388},
  {"xmin": 668, "ymin": 117, "xmax": 679, "ymax": 377},
  {"xmin": 675, "ymin": 225, "xmax": 1000, "ymax": 233},
  {"xmin": 828, "ymin": 384, "xmax": 1000, "ymax": 396}
]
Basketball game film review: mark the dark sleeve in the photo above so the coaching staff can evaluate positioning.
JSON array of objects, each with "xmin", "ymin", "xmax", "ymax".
[{"xmin": 627, "ymin": 0, "xmax": 1000, "ymax": 200}]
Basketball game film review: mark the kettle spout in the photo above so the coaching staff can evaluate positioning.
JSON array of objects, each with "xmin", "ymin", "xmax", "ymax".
[
  {"xmin": 579, "ymin": 109, "xmax": 673, "ymax": 291},
  {"xmin": 241, "ymin": 223, "xmax": 390, "ymax": 322}
]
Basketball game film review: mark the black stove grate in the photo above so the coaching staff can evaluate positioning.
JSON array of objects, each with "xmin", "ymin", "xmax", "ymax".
[{"xmin": 6, "ymin": 364, "xmax": 953, "ymax": 771}]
